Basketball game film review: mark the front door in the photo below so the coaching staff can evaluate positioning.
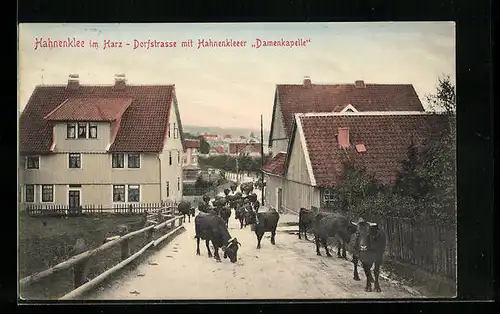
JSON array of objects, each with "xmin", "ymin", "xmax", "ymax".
[
  {"xmin": 69, "ymin": 190, "xmax": 81, "ymax": 210},
  {"xmin": 277, "ymin": 188, "xmax": 283, "ymax": 212}
]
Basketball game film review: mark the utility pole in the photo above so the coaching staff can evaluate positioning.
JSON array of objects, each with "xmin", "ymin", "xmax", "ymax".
[{"xmin": 260, "ymin": 114, "xmax": 265, "ymax": 206}]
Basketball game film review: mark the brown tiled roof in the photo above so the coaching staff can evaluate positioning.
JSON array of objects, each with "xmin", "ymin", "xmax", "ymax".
[
  {"xmin": 292, "ymin": 112, "xmax": 448, "ymax": 188},
  {"xmin": 263, "ymin": 152, "xmax": 286, "ymax": 176},
  {"xmin": 213, "ymin": 146, "xmax": 225, "ymax": 153},
  {"xmin": 185, "ymin": 139, "xmax": 200, "ymax": 149},
  {"xmin": 20, "ymin": 84, "xmax": 176, "ymax": 154},
  {"xmin": 229, "ymin": 142, "xmax": 261, "ymax": 154},
  {"xmin": 272, "ymin": 81, "xmax": 425, "ymax": 140},
  {"xmin": 44, "ymin": 97, "xmax": 133, "ymax": 121}
]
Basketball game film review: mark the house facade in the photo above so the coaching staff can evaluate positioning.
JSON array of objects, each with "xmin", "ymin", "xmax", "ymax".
[
  {"xmin": 19, "ymin": 74, "xmax": 186, "ymax": 209},
  {"xmin": 228, "ymin": 142, "xmax": 262, "ymax": 157},
  {"xmin": 183, "ymin": 139, "xmax": 201, "ymax": 183},
  {"xmin": 263, "ymin": 111, "xmax": 447, "ymax": 213}
]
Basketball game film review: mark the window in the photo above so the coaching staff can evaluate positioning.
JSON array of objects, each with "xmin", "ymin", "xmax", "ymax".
[
  {"xmin": 169, "ymin": 152, "xmax": 172, "ymax": 165},
  {"xmin": 41, "ymin": 185, "xmax": 54, "ymax": 202},
  {"xmin": 67, "ymin": 123, "xmax": 76, "ymax": 139},
  {"xmin": 112, "ymin": 153, "xmax": 124, "ymax": 168},
  {"xmin": 26, "ymin": 156, "xmax": 39, "ymax": 169},
  {"xmin": 323, "ymin": 189, "xmax": 336, "ymax": 208},
  {"xmin": 69, "ymin": 153, "xmax": 81, "ymax": 168},
  {"xmin": 77, "ymin": 123, "xmax": 87, "ymax": 139},
  {"xmin": 128, "ymin": 185, "xmax": 140, "ymax": 202},
  {"xmin": 183, "ymin": 156, "xmax": 187, "ymax": 164},
  {"xmin": 192, "ymin": 156, "xmax": 197, "ymax": 163},
  {"xmin": 177, "ymin": 152, "xmax": 180, "ymax": 164},
  {"xmin": 128, "ymin": 153, "xmax": 140, "ymax": 168},
  {"xmin": 89, "ymin": 123, "xmax": 98, "ymax": 139},
  {"xmin": 167, "ymin": 123, "xmax": 171, "ymax": 138},
  {"xmin": 166, "ymin": 181, "xmax": 170, "ymax": 197},
  {"xmin": 177, "ymin": 177, "xmax": 180, "ymax": 191},
  {"xmin": 25, "ymin": 185, "xmax": 34, "ymax": 203},
  {"xmin": 113, "ymin": 185, "xmax": 126, "ymax": 202},
  {"xmin": 173, "ymin": 123, "xmax": 178, "ymax": 139}
]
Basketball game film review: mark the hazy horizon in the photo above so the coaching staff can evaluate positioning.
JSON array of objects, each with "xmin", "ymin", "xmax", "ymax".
[{"xmin": 18, "ymin": 22, "xmax": 455, "ymax": 131}]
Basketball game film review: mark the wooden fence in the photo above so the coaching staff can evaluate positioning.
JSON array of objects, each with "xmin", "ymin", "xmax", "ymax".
[
  {"xmin": 25, "ymin": 201, "xmax": 179, "ymax": 217},
  {"xmin": 19, "ymin": 205, "xmax": 185, "ymax": 300},
  {"xmin": 377, "ymin": 216, "xmax": 456, "ymax": 280}
]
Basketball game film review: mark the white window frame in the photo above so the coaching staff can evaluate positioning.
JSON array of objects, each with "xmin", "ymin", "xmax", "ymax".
[
  {"xmin": 166, "ymin": 181, "xmax": 170, "ymax": 198},
  {"xmin": 177, "ymin": 151, "xmax": 181, "ymax": 165},
  {"xmin": 173, "ymin": 123, "xmax": 178, "ymax": 139},
  {"xmin": 40, "ymin": 184, "xmax": 55, "ymax": 203},
  {"xmin": 169, "ymin": 151, "xmax": 172, "ymax": 165},
  {"xmin": 89, "ymin": 123, "xmax": 98, "ymax": 139},
  {"xmin": 323, "ymin": 188, "xmax": 336, "ymax": 208},
  {"xmin": 67, "ymin": 122, "xmax": 76, "ymax": 139},
  {"xmin": 112, "ymin": 184, "xmax": 126, "ymax": 203},
  {"xmin": 127, "ymin": 153, "xmax": 141, "ymax": 169},
  {"xmin": 177, "ymin": 177, "xmax": 180, "ymax": 191},
  {"xmin": 25, "ymin": 156, "xmax": 40, "ymax": 170},
  {"xmin": 167, "ymin": 123, "xmax": 171, "ymax": 138},
  {"xmin": 77, "ymin": 122, "xmax": 88, "ymax": 139},
  {"xmin": 68, "ymin": 153, "xmax": 82, "ymax": 169},
  {"xmin": 111, "ymin": 153, "xmax": 125, "ymax": 169},
  {"xmin": 24, "ymin": 184, "xmax": 35, "ymax": 203},
  {"xmin": 127, "ymin": 184, "xmax": 141, "ymax": 203}
]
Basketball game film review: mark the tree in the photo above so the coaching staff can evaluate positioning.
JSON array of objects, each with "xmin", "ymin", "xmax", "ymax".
[
  {"xmin": 394, "ymin": 140, "xmax": 427, "ymax": 199},
  {"xmin": 199, "ymin": 136, "xmax": 210, "ymax": 154},
  {"xmin": 249, "ymin": 132, "xmax": 254, "ymax": 138}
]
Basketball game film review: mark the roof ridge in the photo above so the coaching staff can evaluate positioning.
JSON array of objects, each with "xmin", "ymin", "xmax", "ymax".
[{"xmin": 295, "ymin": 111, "xmax": 437, "ymax": 118}]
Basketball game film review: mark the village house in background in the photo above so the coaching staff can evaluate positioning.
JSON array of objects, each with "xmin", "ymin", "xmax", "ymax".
[
  {"xmin": 229, "ymin": 142, "xmax": 262, "ymax": 157},
  {"xmin": 19, "ymin": 74, "xmax": 186, "ymax": 210},
  {"xmin": 182, "ymin": 139, "xmax": 201, "ymax": 183},
  {"xmin": 264, "ymin": 77, "xmax": 434, "ymax": 212}
]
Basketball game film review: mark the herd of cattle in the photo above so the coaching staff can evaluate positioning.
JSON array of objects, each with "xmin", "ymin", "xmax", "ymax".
[{"xmin": 176, "ymin": 182, "xmax": 387, "ymax": 293}]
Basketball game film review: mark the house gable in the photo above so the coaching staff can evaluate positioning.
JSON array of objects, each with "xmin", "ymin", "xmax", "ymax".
[
  {"xmin": 283, "ymin": 114, "xmax": 316, "ymax": 186},
  {"xmin": 268, "ymin": 88, "xmax": 289, "ymax": 156},
  {"xmin": 162, "ymin": 89, "xmax": 184, "ymax": 152}
]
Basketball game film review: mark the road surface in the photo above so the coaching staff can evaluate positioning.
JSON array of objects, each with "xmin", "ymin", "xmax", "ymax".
[{"xmin": 85, "ymin": 208, "xmax": 422, "ymax": 300}]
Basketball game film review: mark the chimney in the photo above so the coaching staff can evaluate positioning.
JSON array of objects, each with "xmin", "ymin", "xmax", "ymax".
[
  {"xmin": 67, "ymin": 74, "xmax": 79, "ymax": 90},
  {"xmin": 338, "ymin": 127, "xmax": 350, "ymax": 148},
  {"xmin": 354, "ymin": 80, "xmax": 365, "ymax": 88},
  {"xmin": 303, "ymin": 76, "xmax": 312, "ymax": 88},
  {"xmin": 114, "ymin": 74, "xmax": 126, "ymax": 90}
]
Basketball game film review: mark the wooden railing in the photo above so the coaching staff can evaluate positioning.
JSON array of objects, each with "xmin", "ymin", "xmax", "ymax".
[
  {"xmin": 19, "ymin": 205, "xmax": 186, "ymax": 300},
  {"xmin": 25, "ymin": 201, "xmax": 179, "ymax": 217}
]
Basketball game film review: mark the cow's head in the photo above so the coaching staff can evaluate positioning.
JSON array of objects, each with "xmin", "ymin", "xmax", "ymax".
[
  {"xmin": 356, "ymin": 219, "xmax": 379, "ymax": 252},
  {"xmin": 222, "ymin": 237, "xmax": 241, "ymax": 263}
]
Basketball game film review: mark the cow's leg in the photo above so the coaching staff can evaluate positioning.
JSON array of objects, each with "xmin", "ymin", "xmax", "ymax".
[
  {"xmin": 214, "ymin": 247, "xmax": 221, "ymax": 262},
  {"xmin": 271, "ymin": 229, "xmax": 276, "ymax": 245},
  {"xmin": 352, "ymin": 255, "xmax": 360, "ymax": 281},
  {"xmin": 304, "ymin": 227, "xmax": 308, "ymax": 241},
  {"xmin": 342, "ymin": 242, "xmax": 347, "ymax": 259},
  {"xmin": 315, "ymin": 235, "xmax": 321, "ymax": 256},
  {"xmin": 205, "ymin": 239, "xmax": 212, "ymax": 258},
  {"xmin": 323, "ymin": 238, "xmax": 332, "ymax": 257},
  {"xmin": 187, "ymin": 214, "xmax": 190, "ymax": 223},
  {"xmin": 337, "ymin": 239, "xmax": 342, "ymax": 258},
  {"xmin": 256, "ymin": 232, "xmax": 263, "ymax": 249},
  {"xmin": 374, "ymin": 260, "xmax": 382, "ymax": 292},
  {"xmin": 298, "ymin": 224, "xmax": 302, "ymax": 239},
  {"xmin": 362, "ymin": 262, "xmax": 373, "ymax": 292},
  {"xmin": 196, "ymin": 237, "xmax": 201, "ymax": 255}
]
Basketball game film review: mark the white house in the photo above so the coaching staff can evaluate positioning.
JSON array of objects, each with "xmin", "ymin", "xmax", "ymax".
[
  {"xmin": 183, "ymin": 139, "xmax": 201, "ymax": 183},
  {"xmin": 19, "ymin": 74, "xmax": 186, "ymax": 210}
]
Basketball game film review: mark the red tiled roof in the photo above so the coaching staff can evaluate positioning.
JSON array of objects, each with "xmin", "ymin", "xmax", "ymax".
[
  {"xmin": 263, "ymin": 152, "xmax": 287, "ymax": 176},
  {"xmin": 213, "ymin": 146, "xmax": 225, "ymax": 153},
  {"xmin": 229, "ymin": 142, "xmax": 261, "ymax": 154},
  {"xmin": 292, "ymin": 113, "xmax": 448, "ymax": 187},
  {"xmin": 272, "ymin": 82, "xmax": 425, "ymax": 140},
  {"xmin": 20, "ymin": 84, "xmax": 177, "ymax": 154},
  {"xmin": 44, "ymin": 98, "xmax": 132, "ymax": 121},
  {"xmin": 185, "ymin": 139, "xmax": 200, "ymax": 149}
]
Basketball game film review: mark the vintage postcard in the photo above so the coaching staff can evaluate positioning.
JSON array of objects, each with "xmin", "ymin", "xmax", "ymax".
[{"xmin": 18, "ymin": 22, "xmax": 456, "ymax": 301}]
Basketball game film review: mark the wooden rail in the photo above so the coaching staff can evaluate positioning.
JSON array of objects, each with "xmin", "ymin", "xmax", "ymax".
[{"xmin": 19, "ymin": 206, "xmax": 185, "ymax": 298}]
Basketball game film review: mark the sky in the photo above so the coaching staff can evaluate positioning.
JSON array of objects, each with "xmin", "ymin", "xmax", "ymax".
[{"xmin": 18, "ymin": 22, "xmax": 455, "ymax": 131}]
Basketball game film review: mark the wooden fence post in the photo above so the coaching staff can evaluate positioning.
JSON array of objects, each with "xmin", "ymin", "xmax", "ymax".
[{"xmin": 72, "ymin": 238, "xmax": 89, "ymax": 288}]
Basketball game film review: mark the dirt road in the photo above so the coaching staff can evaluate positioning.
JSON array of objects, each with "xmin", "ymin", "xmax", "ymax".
[{"xmin": 85, "ymin": 211, "xmax": 423, "ymax": 300}]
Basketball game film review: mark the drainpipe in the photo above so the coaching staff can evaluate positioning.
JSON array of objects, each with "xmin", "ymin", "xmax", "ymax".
[{"xmin": 158, "ymin": 154, "xmax": 164, "ymax": 201}]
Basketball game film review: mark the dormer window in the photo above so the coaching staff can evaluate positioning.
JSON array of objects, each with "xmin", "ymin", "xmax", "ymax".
[
  {"xmin": 78, "ymin": 123, "xmax": 87, "ymax": 139},
  {"xmin": 67, "ymin": 123, "xmax": 76, "ymax": 139},
  {"xmin": 26, "ymin": 156, "xmax": 40, "ymax": 169}
]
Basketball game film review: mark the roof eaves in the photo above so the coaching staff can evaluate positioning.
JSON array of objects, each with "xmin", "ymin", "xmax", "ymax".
[{"xmin": 295, "ymin": 113, "xmax": 317, "ymax": 186}]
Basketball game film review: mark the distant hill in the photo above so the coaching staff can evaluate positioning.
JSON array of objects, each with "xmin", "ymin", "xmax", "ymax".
[{"xmin": 183, "ymin": 125, "xmax": 270, "ymax": 140}]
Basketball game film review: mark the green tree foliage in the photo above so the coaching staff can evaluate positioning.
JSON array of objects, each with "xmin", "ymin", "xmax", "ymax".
[{"xmin": 199, "ymin": 136, "xmax": 210, "ymax": 154}]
